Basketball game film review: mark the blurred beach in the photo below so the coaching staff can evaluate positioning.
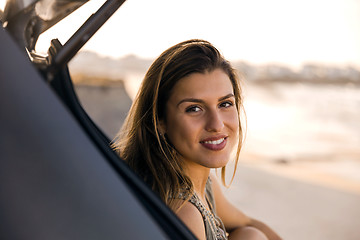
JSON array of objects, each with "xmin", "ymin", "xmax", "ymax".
[
  {"xmin": 241, "ymin": 82, "xmax": 360, "ymax": 194},
  {"xmin": 69, "ymin": 52, "xmax": 360, "ymax": 239}
]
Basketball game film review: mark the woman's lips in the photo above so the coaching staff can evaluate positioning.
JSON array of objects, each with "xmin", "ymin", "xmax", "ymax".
[{"xmin": 200, "ymin": 136, "xmax": 227, "ymax": 151}]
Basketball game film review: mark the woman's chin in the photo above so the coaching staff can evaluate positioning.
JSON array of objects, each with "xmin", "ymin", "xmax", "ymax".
[{"xmin": 205, "ymin": 158, "xmax": 230, "ymax": 169}]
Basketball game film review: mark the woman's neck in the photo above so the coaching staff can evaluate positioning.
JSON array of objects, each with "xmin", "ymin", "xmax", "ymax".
[{"xmin": 184, "ymin": 164, "xmax": 210, "ymax": 198}]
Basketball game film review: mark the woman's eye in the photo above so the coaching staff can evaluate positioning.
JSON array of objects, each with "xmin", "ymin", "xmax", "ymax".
[
  {"xmin": 185, "ymin": 106, "xmax": 201, "ymax": 113},
  {"xmin": 219, "ymin": 101, "xmax": 234, "ymax": 108}
]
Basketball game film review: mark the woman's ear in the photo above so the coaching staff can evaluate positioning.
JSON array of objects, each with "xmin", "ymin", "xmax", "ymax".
[{"xmin": 158, "ymin": 119, "xmax": 166, "ymax": 136}]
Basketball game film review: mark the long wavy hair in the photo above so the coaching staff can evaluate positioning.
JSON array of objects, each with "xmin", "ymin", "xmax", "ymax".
[{"xmin": 113, "ymin": 39, "xmax": 244, "ymax": 210}]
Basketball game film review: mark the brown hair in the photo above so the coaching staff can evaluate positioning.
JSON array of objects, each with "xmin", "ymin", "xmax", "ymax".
[{"xmin": 113, "ymin": 39, "xmax": 244, "ymax": 210}]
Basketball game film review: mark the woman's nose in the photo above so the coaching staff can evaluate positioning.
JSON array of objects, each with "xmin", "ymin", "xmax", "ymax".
[{"xmin": 205, "ymin": 110, "xmax": 224, "ymax": 132}]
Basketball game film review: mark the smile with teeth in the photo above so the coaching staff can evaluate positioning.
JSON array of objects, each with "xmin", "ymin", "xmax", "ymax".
[
  {"xmin": 203, "ymin": 138, "xmax": 225, "ymax": 145},
  {"xmin": 200, "ymin": 137, "xmax": 227, "ymax": 151}
]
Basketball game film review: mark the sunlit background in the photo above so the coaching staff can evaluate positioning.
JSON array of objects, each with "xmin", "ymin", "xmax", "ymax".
[
  {"xmin": 32, "ymin": 0, "xmax": 360, "ymax": 239},
  {"xmin": 36, "ymin": 0, "xmax": 360, "ymax": 191},
  {"xmin": 36, "ymin": 0, "xmax": 360, "ymax": 68}
]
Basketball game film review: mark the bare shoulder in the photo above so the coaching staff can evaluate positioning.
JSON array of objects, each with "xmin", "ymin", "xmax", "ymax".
[
  {"xmin": 208, "ymin": 173, "xmax": 230, "ymax": 209},
  {"xmin": 175, "ymin": 200, "xmax": 206, "ymax": 240},
  {"xmin": 209, "ymin": 173, "xmax": 251, "ymax": 229},
  {"xmin": 208, "ymin": 174, "xmax": 282, "ymax": 239}
]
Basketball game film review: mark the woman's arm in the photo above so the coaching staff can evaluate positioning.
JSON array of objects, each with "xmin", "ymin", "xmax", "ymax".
[
  {"xmin": 210, "ymin": 174, "xmax": 282, "ymax": 240},
  {"xmin": 247, "ymin": 218, "xmax": 282, "ymax": 240}
]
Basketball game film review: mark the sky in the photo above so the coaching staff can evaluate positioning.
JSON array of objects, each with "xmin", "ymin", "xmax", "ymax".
[{"xmin": 36, "ymin": 0, "xmax": 360, "ymax": 69}]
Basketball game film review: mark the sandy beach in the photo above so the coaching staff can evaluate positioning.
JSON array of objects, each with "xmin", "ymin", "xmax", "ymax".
[{"xmin": 224, "ymin": 163, "xmax": 360, "ymax": 240}]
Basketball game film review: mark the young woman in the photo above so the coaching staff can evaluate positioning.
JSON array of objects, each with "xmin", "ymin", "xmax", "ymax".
[{"xmin": 113, "ymin": 39, "xmax": 282, "ymax": 240}]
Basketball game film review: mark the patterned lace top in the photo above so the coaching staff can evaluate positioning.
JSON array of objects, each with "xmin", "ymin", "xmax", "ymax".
[{"xmin": 183, "ymin": 178, "xmax": 228, "ymax": 240}]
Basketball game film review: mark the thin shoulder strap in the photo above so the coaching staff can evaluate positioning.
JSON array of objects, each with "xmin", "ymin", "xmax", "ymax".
[
  {"xmin": 205, "ymin": 177, "xmax": 216, "ymax": 213},
  {"xmin": 188, "ymin": 194, "xmax": 208, "ymax": 219}
]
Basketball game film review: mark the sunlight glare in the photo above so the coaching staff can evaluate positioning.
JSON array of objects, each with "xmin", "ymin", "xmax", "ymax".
[
  {"xmin": 0, "ymin": 0, "xmax": 7, "ymax": 12},
  {"xmin": 36, "ymin": 0, "xmax": 360, "ymax": 68},
  {"xmin": 35, "ymin": 0, "xmax": 105, "ymax": 54}
]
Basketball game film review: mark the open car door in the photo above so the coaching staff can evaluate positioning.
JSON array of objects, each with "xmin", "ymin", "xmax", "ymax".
[{"xmin": 0, "ymin": 0, "xmax": 196, "ymax": 239}]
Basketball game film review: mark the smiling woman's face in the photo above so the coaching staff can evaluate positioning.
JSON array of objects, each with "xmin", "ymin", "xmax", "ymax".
[{"xmin": 161, "ymin": 68, "xmax": 239, "ymax": 172}]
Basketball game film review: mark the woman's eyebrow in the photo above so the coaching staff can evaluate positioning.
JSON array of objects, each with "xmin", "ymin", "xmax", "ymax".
[
  {"xmin": 177, "ymin": 93, "xmax": 235, "ymax": 107},
  {"xmin": 177, "ymin": 98, "xmax": 203, "ymax": 107},
  {"xmin": 218, "ymin": 93, "xmax": 235, "ymax": 101}
]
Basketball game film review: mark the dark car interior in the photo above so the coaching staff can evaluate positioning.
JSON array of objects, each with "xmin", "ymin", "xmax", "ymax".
[{"xmin": 0, "ymin": 0, "xmax": 196, "ymax": 239}]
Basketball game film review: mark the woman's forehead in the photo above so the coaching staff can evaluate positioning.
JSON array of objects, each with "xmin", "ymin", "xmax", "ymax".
[{"xmin": 168, "ymin": 69, "xmax": 234, "ymax": 102}]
